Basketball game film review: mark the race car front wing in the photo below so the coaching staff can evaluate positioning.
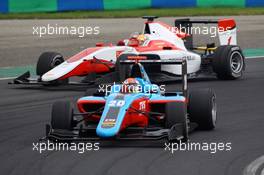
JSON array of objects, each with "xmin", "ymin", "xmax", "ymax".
[{"xmin": 43, "ymin": 122, "xmax": 197, "ymax": 146}]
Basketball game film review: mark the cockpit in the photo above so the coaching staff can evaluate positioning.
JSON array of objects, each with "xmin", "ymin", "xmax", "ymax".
[
  {"xmin": 121, "ymin": 78, "xmax": 142, "ymax": 94},
  {"xmin": 125, "ymin": 32, "xmax": 150, "ymax": 47}
]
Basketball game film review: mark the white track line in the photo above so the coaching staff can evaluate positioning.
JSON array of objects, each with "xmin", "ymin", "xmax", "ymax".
[
  {"xmin": 244, "ymin": 155, "xmax": 264, "ymax": 175},
  {"xmin": 245, "ymin": 56, "xmax": 264, "ymax": 59},
  {"xmin": 0, "ymin": 77, "xmax": 16, "ymax": 80}
]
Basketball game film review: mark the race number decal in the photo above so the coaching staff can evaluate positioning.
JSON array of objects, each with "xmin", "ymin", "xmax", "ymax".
[
  {"xmin": 102, "ymin": 95, "xmax": 125, "ymax": 128},
  {"xmin": 109, "ymin": 100, "xmax": 125, "ymax": 107}
]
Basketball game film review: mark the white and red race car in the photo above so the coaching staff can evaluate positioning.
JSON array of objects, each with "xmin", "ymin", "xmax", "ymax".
[{"xmin": 12, "ymin": 16, "xmax": 245, "ymax": 86}]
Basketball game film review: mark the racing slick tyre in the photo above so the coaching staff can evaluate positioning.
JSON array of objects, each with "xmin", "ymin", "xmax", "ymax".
[
  {"xmin": 165, "ymin": 102, "xmax": 188, "ymax": 141},
  {"xmin": 188, "ymin": 89, "xmax": 217, "ymax": 130},
  {"xmin": 51, "ymin": 101, "xmax": 74, "ymax": 130},
  {"xmin": 212, "ymin": 45, "xmax": 245, "ymax": 80},
  {"xmin": 36, "ymin": 52, "xmax": 68, "ymax": 85}
]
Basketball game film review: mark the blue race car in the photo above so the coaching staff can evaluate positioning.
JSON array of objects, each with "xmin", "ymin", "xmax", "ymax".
[{"xmin": 45, "ymin": 57, "xmax": 217, "ymax": 143}]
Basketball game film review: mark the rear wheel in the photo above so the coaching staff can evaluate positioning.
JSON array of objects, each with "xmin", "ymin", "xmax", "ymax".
[
  {"xmin": 51, "ymin": 101, "xmax": 74, "ymax": 130},
  {"xmin": 165, "ymin": 102, "xmax": 188, "ymax": 141},
  {"xmin": 188, "ymin": 89, "xmax": 217, "ymax": 130},
  {"xmin": 36, "ymin": 52, "xmax": 68, "ymax": 85},
  {"xmin": 212, "ymin": 45, "xmax": 245, "ymax": 80}
]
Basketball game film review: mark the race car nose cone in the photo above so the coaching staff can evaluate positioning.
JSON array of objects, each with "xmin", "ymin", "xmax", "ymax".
[
  {"xmin": 96, "ymin": 117, "xmax": 121, "ymax": 138},
  {"xmin": 41, "ymin": 73, "xmax": 55, "ymax": 82},
  {"xmin": 96, "ymin": 126, "xmax": 118, "ymax": 138}
]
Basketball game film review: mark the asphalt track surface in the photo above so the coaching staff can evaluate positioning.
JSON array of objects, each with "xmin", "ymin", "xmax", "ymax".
[
  {"xmin": 0, "ymin": 58, "xmax": 264, "ymax": 175},
  {"xmin": 0, "ymin": 16, "xmax": 264, "ymax": 175}
]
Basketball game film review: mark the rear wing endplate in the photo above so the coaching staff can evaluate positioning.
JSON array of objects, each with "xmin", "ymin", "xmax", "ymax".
[{"xmin": 175, "ymin": 18, "xmax": 237, "ymax": 49}]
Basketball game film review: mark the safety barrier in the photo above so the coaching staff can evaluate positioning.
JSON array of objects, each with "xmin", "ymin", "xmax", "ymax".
[{"xmin": 1, "ymin": 0, "xmax": 264, "ymax": 13}]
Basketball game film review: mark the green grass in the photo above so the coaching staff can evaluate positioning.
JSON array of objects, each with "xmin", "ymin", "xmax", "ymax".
[{"xmin": 0, "ymin": 7, "xmax": 264, "ymax": 19}]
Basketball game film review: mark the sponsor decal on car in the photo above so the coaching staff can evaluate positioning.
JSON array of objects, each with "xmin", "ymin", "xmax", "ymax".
[{"xmin": 102, "ymin": 118, "xmax": 116, "ymax": 128}]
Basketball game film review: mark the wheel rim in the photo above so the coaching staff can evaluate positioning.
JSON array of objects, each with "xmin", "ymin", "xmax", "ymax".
[
  {"xmin": 51, "ymin": 55, "xmax": 63, "ymax": 67},
  {"xmin": 211, "ymin": 95, "xmax": 217, "ymax": 126},
  {"xmin": 230, "ymin": 51, "xmax": 243, "ymax": 74}
]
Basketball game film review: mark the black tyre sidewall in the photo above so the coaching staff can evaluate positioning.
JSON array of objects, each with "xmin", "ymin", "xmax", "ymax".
[
  {"xmin": 213, "ymin": 45, "xmax": 245, "ymax": 80},
  {"xmin": 188, "ymin": 89, "xmax": 216, "ymax": 130},
  {"xmin": 51, "ymin": 101, "xmax": 73, "ymax": 130},
  {"xmin": 36, "ymin": 52, "xmax": 64, "ymax": 76}
]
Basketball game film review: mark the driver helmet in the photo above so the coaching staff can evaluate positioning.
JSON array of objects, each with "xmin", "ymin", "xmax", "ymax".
[
  {"xmin": 128, "ymin": 32, "xmax": 148, "ymax": 46},
  {"xmin": 121, "ymin": 78, "xmax": 141, "ymax": 93},
  {"xmin": 137, "ymin": 34, "xmax": 148, "ymax": 45}
]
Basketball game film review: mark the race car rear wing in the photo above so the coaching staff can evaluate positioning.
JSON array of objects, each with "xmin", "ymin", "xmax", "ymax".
[
  {"xmin": 175, "ymin": 18, "xmax": 237, "ymax": 49},
  {"xmin": 119, "ymin": 55, "xmax": 188, "ymax": 98}
]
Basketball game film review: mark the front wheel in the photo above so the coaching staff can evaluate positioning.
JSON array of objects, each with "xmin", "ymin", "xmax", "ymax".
[
  {"xmin": 36, "ymin": 52, "xmax": 68, "ymax": 85},
  {"xmin": 51, "ymin": 101, "xmax": 74, "ymax": 130}
]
